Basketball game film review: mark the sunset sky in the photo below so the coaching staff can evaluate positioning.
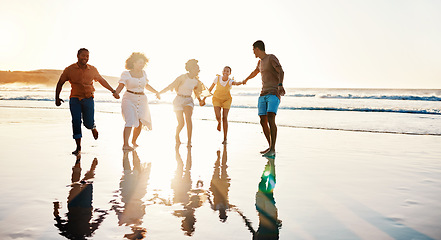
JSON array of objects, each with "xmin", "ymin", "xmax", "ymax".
[{"xmin": 1, "ymin": 0, "xmax": 440, "ymax": 89}]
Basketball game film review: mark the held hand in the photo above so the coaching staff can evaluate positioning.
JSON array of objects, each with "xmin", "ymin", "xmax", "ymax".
[
  {"xmin": 199, "ymin": 99, "xmax": 206, "ymax": 106},
  {"xmin": 155, "ymin": 92, "xmax": 161, "ymax": 100},
  {"xmin": 113, "ymin": 92, "xmax": 120, "ymax": 99},
  {"xmin": 55, "ymin": 98, "xmax": 64, "ymax": 106}
]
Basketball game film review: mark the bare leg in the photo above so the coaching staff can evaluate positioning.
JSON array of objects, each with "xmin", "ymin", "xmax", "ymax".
[
  {"xmin": 72, "ymin": 138, "xmax": 81, "ymax": 155},
  {"xmin": 123, "ymin": 127, "xmax": 134, "ymax": 151},
  {"xmin": 175, "ymin": 110, "xmax": 185, "ymax": 144},
  {"xmin": 132, "ymin": 120, "xmax": 142, "ymax": 147},
  {"xmin": 222, "ymin": 108, "xmax": 230, "ymax": 144},
  {"xmin": 183, "ymin": 106, "xmax": 193, "ymax": 147},
  {"xmin": 259, "ymin": 115, "xmax": 271, "ymax": 154},
  {"xmin": 262, "ymin": 112, "xmax": 277, "ymax": 157},
  {"xmin": 214, "ymin": 106, "xmax": 222, "ymax": 131}
]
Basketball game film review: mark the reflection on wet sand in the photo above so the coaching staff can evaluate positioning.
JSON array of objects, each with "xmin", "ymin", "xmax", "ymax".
[
  {"xmin": 171, "ymin": 144, "xmax": 205, "ymax": 236},
  {"xmin": 53, "ymin": 155, "xmax": 108, "ymax": 239},
  {"xmin": 110, "ymin": 150, "xmax": 151, "ymax": 240},
  {"xmin": 52, "ymin": 148, "xmax": 281, "ymax": 239},
  {"xmin": 253, "ymin": 157, "xmax": 282, "ymax": 240},
  {"xmin": 207, "ymin": 144, "xmax": 231, "ymax": 222}
]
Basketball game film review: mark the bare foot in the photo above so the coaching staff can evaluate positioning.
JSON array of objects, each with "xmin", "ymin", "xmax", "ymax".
[
  {"xmin": 92, "ymin": 128, "xmax": 99, "ymax": 140},
  {"xmin": 217, "ymin": 122, "xmax": 221, "ymax": 131},
  {"xmin": 187, "ymin": 142, "xmax": 192, "ymax": 148},
  {"xmin": 260, "ymin": 148, "xmax": 270, "ymax": 154},
  {"xmin": 222, "ymin": 140, "xmax": 227, "ymax": 145},
  {"xmin": 176, "ymin": 136, "xmax": 181, "ymax": 145},
  {"xmin": 132, "ymin": 142, "xmax": 139, "ymax": 148}
]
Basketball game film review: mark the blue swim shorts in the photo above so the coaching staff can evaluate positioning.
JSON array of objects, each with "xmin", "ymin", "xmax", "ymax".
[{"xmin": 258, "ymin": 94, "xmax": 280, "ymax": 116}]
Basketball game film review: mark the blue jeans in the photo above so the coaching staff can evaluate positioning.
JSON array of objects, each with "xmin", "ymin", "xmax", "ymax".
[{"xmin": 69, "ymin": 97, "xmax": 95, "ymax": 139}]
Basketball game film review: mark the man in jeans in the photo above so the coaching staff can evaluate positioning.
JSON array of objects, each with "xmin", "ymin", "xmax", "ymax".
[
  {"xmin": 243, "ymin": 40, "xmax": 285, "ymax": 157},
  {"xmin": 55, "ymin": 48, "xmax": 120, "ymax": 155}
]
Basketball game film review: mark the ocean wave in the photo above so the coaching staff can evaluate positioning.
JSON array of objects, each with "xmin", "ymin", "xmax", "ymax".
[
  {"xmin": 234, "ymin": 92, "xmax": 441, "ymax": 102},
  {"xmin": 319, "ymin": 94, "xmax": 441, "ymax": 101},
  {"xmin": 0, "ymin": 96, "xmax": 54, "ymax": 101},
  {"xmin": 277, "ymin": 106, "xmax": 441, "ymax": 115},
  {"xmin": 1, "ymin": 96, "xmax": 439, "ymax": 115},
  {"xmin": 0, "ymin": 96, "xmax": 122, "ymax": 103},
  {"xmin": 228, "ymin": 105, "xmax": 441, "ymax": 115}
]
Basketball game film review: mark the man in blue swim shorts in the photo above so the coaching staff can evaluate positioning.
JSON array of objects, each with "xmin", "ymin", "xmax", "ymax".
[{"xmin": 243, "ymin": 40, "xmax": 285, "ymax": 157}]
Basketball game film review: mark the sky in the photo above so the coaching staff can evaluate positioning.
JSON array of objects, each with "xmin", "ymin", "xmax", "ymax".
[{"xmin": 0, "ymin": 0, "xmax": 440, "ymax": 89}]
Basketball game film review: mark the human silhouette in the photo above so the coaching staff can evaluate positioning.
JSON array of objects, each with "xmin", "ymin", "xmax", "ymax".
[
  {"xmin": 208, "ymin": 144, "xmax": 231, "ymax": 222},
  {"xmin": 254, "ymin": 157, "xmax": 282, "ymax": 240},
  {"xmin": 171, "ymin": 145, "xmax": 204, "ymax": 236},
  {"xmin": 53, "ymin": 156, "xmax": 108, "ymax": 239},
  {"xmin": 110, "ymin": 150, "xmax": 150, "ymax": 240}
]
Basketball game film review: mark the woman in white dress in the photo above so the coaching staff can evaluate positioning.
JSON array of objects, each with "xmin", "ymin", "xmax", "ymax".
[
  {"xmin": 158, "ymin": 59, "xmax": 205, "ymax": 146},
  {"xmin": 114, "ymin": 52, "xmax": 160, "ymax": 151}
]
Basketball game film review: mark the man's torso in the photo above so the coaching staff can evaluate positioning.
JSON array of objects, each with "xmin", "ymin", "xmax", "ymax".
[
  {"xmin": 61, "ymin": 63, "xmax": 101, "ymax": 99},
  {"xmin": 258, "ymin": 54, "xmax": 282, "ymax": 97}
]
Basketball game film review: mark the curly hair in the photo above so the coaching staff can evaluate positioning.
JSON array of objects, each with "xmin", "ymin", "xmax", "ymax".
[
  {"xmin": 185, "ymin": 59, "xmax": 199, "ymax": 72},
  {"xmin": 125, "ymin": 52, "xmax": 148, "ymax": 70}
]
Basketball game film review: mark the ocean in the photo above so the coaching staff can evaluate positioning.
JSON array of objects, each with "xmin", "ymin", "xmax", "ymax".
[{"xmin": 1, "ymin": 85, "xmax": 440, "ymax": 136}]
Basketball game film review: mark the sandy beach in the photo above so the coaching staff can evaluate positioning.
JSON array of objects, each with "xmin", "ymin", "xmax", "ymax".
[{"xmin": 0, "ymin": 104, "xmax": 440, "ymax": 240}]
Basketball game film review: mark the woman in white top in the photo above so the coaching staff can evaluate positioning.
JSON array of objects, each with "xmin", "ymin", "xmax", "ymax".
[
  {"xmin": 158, "ymin": 59, "xmax": 205, "ymax": 146},
  {"xmin": 114, "ymin": 52, "xmax": 160, "ymax": 151},
  {"xmin": 203, "ymin": 66, "xmax": 243, "ymax": 144}
]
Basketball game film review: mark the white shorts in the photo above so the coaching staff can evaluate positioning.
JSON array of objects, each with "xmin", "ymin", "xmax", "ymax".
[{"xmin": 173, "ymin": 95, "xmax": 194, "ymax": 112}]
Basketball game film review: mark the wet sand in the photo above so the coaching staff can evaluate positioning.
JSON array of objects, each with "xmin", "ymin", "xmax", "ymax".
[{"xmin": 0, "ymin": 105, "xmax": 440, "ymax": 239}]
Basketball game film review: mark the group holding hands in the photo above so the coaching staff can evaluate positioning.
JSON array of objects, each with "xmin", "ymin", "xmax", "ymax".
[{"xmin": 55, "ymin": 40, "xmax": 284, "ymax": 157}]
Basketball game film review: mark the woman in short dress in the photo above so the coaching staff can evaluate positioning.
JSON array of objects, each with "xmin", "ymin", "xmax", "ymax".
[
  {"xmin": 158, "ymin": 59, "xmax": 205, "ymax": 146},
  {"xmin": 114, "ymin": 52, "xmax": 160, "ymax": 151}
]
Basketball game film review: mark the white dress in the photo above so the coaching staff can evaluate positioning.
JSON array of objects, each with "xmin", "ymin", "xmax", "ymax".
[{"xmin": 119, "ymin": 71, "xmax": 152, "ymax": 130}]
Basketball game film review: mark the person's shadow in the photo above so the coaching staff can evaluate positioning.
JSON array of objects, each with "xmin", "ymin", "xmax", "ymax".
[
  {"xmin": 208, "ymin": 144, "xmax": 231, "ymax": 222},
  {"xmin": 110, "ymin": 150, "xmax": 151, "ymax": 240},
  {"xmin": 171, "ymin": 144, "xmax": 204, "ymax": 236},
  {"xmin": 53, "ymin": 155, "xmax": 108, "ymax": 239},
  {"xmin": 253, "ymin": 156, "xmax": 282, "ymax": 240}
]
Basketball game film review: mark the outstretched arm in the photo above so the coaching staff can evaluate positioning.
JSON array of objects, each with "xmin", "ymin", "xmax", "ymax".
[
  {"xmin": 145, "ymin": 83, "xmax": 161, "ymax": 99},
  {"xmin": 113, "ymin": 83, "xmax": 125, "ymax": 98},
  {"xmin": 242, "ymin": 67, "xmax": 260, "ymax": 85},
  {"xmin": 158, "ymin": 78, "xmax": 180, "ymax": 94},
  {"xmin": 202, "ymin": 82, "xmax": 216, "ymax": 102},
  {"xmin": 97, "ymin": 77, "xmax": 119, "ymax": 99}
]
